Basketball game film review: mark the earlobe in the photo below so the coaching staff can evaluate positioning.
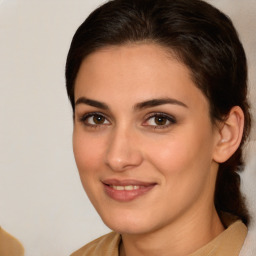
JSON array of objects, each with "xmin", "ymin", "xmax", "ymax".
[{"xmin": 213, "ymin": 106, "xmax": 244, "ymax": 163}]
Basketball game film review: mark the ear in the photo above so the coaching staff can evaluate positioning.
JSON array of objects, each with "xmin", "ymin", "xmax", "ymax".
[{"xmin": 213, "ymin": 106, "xmax": 244, "ymax": 163}]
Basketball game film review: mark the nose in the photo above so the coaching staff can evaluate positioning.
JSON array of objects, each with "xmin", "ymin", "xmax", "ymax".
[{"xmin": 105, "ymin": 127, "xmax": 143, "ymax": 172}]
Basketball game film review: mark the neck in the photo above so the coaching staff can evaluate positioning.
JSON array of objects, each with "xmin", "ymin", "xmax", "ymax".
[{"xmin": 120, "ymin": 207, "xmax": 224, "ymax": 256}]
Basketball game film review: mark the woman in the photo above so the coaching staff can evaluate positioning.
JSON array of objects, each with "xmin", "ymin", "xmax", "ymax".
[{"xmin": 65, "ymin": 0, "xmax": 251, "ymax": 255}]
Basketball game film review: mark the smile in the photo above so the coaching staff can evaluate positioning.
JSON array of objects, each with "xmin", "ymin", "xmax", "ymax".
[
  {"xmin": 110, "ymin": 185, "xmax": 141, "ymax": 191},
  {"xmin": 102, "ymin": 179, "xmax": 156, "ymax": 202}
]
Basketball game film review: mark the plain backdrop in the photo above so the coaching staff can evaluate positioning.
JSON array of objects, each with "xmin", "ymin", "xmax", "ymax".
[{"xmin": 0, "ymin": 1, "xmax": 255, "ymax": 256}]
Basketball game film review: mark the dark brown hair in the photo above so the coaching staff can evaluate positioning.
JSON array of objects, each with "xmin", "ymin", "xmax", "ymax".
[{"xmin": 65, "ymin": 0, "xmax": 251, "ymax": 224}]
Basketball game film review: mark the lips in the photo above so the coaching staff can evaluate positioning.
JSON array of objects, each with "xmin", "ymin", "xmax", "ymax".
[{"xmin": 102, "ymin": 179, "xmax": 156, "ymax": 202}]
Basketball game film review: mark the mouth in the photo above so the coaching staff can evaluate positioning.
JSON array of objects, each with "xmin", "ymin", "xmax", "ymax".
[
  {"xmin": 102, "ymin": 179, "xmax": 156, "ymax": 202},
  {"xmin": 109, "ymin": 185, "xmax": 141, "ymax": 191}
]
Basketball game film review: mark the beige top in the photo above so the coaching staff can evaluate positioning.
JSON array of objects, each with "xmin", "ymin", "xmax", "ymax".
[
  {"xmin": 71, "ymin": 219, "xmax": 247, "ymax": 256},
  {"xmin": 0, "ymin": 227, "xmax": 24, "ymax": 256}
]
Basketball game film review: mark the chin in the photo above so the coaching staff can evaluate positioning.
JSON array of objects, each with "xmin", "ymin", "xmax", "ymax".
[
  {"xmin": 100, "ymin": 210, "xmax": 157, "ymax": 235},
  {"xmin": 105, "ymin": 221, "xmax": 150, "ymax": 235}
]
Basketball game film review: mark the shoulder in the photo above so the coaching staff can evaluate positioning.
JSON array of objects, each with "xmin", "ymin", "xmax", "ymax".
[
  {"xmin": 70, "ymin": 232, "xmax": 121, "ymax": 256},
  {"xmin": 190, "ymin": 215, "xmax": 247, "ymax": 256},
  {"xmin": 0, "ymin": 227, "xmax": 24, "ymax": 256}
]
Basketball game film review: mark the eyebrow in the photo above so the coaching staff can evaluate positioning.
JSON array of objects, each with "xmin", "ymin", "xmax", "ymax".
[
  {"xmin": 75, "ymin": 97, "xmax": 109, "ymax": 110},
  {"xmin": 134, "ymin": 98, "xmax": 188, "ymax": 110},
  {"xmin": 75, "ymin": 97, "xmax": 188, "ymax": 111}
]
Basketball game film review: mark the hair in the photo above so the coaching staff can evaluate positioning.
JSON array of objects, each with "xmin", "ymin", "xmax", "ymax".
[{"xmin": 65, "ymin": 0, "xmax": 251, "ymax": 225}]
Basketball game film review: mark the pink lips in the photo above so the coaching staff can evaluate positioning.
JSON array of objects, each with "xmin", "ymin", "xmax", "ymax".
[{"xmin": 102, "ymin": 179, "xmax": 156, "ymax": 202}]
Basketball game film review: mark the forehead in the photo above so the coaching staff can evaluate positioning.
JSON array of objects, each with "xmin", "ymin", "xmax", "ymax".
[{"xmin": 74, "ymin": 43, "xmax": 208, "ymax": 110}]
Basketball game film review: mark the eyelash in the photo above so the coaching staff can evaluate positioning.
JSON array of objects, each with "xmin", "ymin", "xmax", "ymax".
[
  {"xmin": 78, "ymin": 112, "xmax": 177, "ymax": 129},
  {"xmin": 79, "ymin": 112, "xmax": 110, "ymax": 128},
  {"xmin": 143, "ymin": 112, "xmax": 177, "ymax": 129}
]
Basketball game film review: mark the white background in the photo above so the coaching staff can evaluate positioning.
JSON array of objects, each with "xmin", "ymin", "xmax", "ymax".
[{"xmin": 0, "ymin": 1, "xmax": 255, "ymax": 255}]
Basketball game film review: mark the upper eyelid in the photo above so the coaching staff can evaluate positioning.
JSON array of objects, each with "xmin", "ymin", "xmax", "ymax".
[
  {"xmin": 77, "ymin": 111, "xmax": 176, "ymax": 125},
  {"xmin": 78, "ymin": 111, "xmax": 110, "ymax": 119},
  {"xmin": 78, "ymin": 112, "xmax": 111, "ymax": 127},
  {"xmin": 145, "ymin": 112, "xmax": 176, "ymax": 120},
  {"xmin": 79, "ymin": 111, "xmax": 175, "ymax": 118}
]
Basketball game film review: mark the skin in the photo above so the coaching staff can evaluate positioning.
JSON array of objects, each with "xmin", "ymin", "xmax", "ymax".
[{"xmin": 73, "ymin": 43, "xmax": 229, "ymax": 256}]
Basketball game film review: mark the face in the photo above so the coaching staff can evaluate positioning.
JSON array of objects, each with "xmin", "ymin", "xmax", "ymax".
[{"xmin": 73, "ymin": 44, "xmax": 220, "ymax": 235}]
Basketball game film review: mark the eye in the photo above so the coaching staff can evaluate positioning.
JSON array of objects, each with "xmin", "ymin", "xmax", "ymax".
[
  {"xmin": 79, "ymin": 113, "xmax": 110, "ymax": 126},
  {"xmin": 143, "ymin": 113, "xmax": 176, "ymax": 128}
]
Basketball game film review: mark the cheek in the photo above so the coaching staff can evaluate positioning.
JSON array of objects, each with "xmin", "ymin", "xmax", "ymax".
[
  {"xmin": 73, "ymin": 130, "xmax": 106, "ymax": 178},
  {"xmin": 143, "ymin": 134, "xmax": 194, "ymax": 173},
  {"xmin": 144, "ymin": 125, "xmax": 214, "ymax": 182},
  {"xmin": 72, "ymin": 130, "xmax": 108, "ymax": 206}
]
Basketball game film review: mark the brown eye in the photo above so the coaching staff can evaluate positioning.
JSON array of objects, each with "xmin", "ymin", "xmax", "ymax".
[
  {"xmin": 93, "ymin": 115, "xmax": 106, "ymax": 124},
  {"xmin": 154, "ymin": 116, "xmax": 168, "ymax": 126},
  {"xmin": 143, "ymin": 113, "xmax": 176, "ymax": 129},
  {"xmin": 80, "ymin": 113, "xmax": 110, "ymax": 126}
]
